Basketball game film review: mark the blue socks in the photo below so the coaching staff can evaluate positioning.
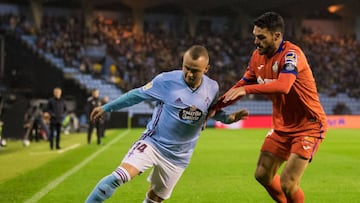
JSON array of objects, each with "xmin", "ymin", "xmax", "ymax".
[{"xmin": 85, "ymin": 174, "xmax": 120, "ymax": 203}]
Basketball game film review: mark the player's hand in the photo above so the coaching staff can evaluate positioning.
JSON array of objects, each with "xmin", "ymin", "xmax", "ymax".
[
  {"xmin": 202, "ymin": 109, "xmax": 214, "ymax": 131},
  {"xmin": 227, "ymin": 109, "xmax": 249, "ymax": 123},
  {"xmin": 223, "ymin": 87, "xmax": 246, "ymax": 103},
  {"xmin": 207, "ymin": 108, "xmax": 217, "ymax": 119},
  {"xmin": 90, "ymin": 106, "xmax": 105, "ymax": 122}
]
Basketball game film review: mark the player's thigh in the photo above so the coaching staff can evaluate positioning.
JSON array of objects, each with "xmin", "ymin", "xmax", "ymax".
[
  {"xmin": 291, "ymin": 134, "xmax": 323, "ymax": 162},
  {"xmin": 256, "ymin": 151, "xmax": 284, "ymax": 183},
  {"xmin": 261, "ymin": 130, "xmax": 292, "ymax": 160},
  {"xmin": 121, "ymin": 140, "xmax": 156, "ymax": 178},
  {"xmin": 281, "ymin": 153, "xmax": 309, "ymax": 186},
  {"xmin": 148, "ymin": 151, "xmax": 184, "ymax": 200}
]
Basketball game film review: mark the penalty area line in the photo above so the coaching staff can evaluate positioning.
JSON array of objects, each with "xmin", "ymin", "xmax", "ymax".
[{"xmin": 23, "ymin": 130, "xmax": 130, "ymax": 203}]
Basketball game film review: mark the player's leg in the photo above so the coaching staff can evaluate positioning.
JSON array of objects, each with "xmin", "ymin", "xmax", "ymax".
[
  {"xmin": 85, "ymin": 140, "xmax": 154, "ymax": 202},
  {"xmin": 142, "ymin": 189, "xmax": 163, "ymax": 203},
  {"xmin": 142, "ymin": 147, "xmax": 185, "ymax": 203},
  {"xmin": 255, "ymin": 130, "xmax": 289, "ymax": 203},
  {"xmin": 85, "ymin": 165, "xmax": 135, "ymax": 203},
  {"xmin": 255, "ymin": 151, "xmax": 286, "ymax": 203},
  {"xmin": 280, "ymin": 153, "xmax": 308, "ymax": 203},
  {"xmin": 281, "ymin": 134, "xmax": 324, "ymax": 203}
]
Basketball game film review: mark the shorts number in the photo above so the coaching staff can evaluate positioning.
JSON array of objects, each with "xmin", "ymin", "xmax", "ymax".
[{"xmin": 133, "ymin": 142, "xmax": 148, "ymax": 153}]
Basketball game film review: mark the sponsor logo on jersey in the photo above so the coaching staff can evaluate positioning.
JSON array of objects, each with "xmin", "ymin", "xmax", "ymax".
[
  {"xmin": 179, "ymin": 105, "xmax": 203, "ymax": 121},
  {"xmin": 257, "ymin": 76, "xmax": 276, "ymax": 84}
]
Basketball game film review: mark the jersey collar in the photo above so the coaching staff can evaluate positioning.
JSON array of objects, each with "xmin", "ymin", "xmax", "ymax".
[{"xmin": 275, "ymin": 40, "xmax": 285, "ymax": 53}]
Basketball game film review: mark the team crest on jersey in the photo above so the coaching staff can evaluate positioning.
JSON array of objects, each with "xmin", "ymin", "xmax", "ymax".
[
  {"xmin": 179, "ymin": 105, "xmax": 203, "ymax": 121},
  {"xmin": 143, "ymin": 81, "xmax": 153, "ymax": 90},
  {"xmin": 272, "ymin": 61, "xmax": 278, "ymax": 73},
  {"xmin": 205, "ymin": 97, "xmax": 211, "ymax": 107},
  {"xmin": 285, "ymin": 52, "xmax": 297, "ymax": 66}
]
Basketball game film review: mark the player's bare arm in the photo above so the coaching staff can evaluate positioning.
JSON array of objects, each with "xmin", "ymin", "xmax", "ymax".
[
  {"xmin": 223, "ymin": 86, "xmax": 246, "ymax": 103},
  {"xmin": 90, "ymin": 106, "xmax": 104, "ymax": 122},
  {"xmin": 209, "ymin": 108, "xmax": 249, "ymax": 123},
  {"xmin": 227, "ymin": 109, "xmax": 249, "ymax": 123}
]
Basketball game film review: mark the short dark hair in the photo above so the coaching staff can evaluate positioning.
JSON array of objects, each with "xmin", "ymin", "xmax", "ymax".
[
  {"xmin": 253, "ymin": 11, "xmax": 285, "ymax": 34},
  {"xmin": 187, "ymin": 45, "xmax": 209, "ymax": 62}
]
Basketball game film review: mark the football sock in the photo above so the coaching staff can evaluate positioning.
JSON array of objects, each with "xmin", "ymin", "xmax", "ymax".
[
  {"xmin": 287, "ymin": 188, "xmax": 304, "ymax": 203},
  {"xmin": 112, "ymin": 167, "xmax": 131, "ymax": 182},
  {"xmin": 85, "ymin": 167, "xmax": 130, "ymax": 203},
  {"xmin": 264, "ymin": 174, "xmax": 287, "ymax": 203}
]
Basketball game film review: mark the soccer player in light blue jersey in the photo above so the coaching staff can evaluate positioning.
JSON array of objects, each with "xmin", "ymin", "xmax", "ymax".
[{"xmin": 85, "ymin": 45, "xmax": 249, "ymax": 203}]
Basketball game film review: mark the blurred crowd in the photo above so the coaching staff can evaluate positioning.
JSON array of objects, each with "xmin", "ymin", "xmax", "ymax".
[{"xmin": 1, "ymin": 13, "xmax": 360, "ymax": 98}]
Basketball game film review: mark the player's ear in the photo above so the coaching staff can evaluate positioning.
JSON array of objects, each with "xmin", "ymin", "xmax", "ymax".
[
  {"xmin": 204, "ymin": 64, "xmax": 210, "ymax": 73},
  {"xmin": 274, "ymin": 32, "xmax": 281, "ymax": 41}
]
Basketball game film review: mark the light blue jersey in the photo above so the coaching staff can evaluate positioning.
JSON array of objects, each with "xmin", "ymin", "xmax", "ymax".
[{"xmin": 103, "ymin": 70, "xmax": 219, "ymax": 168}]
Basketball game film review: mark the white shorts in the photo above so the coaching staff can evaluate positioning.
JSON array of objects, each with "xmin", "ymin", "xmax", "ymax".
[{"xmin": 122, "ymin": 140, "xmax": 185, "ymax": 200}]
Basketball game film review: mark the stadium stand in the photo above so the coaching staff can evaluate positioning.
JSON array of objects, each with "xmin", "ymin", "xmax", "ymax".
[
  {"xmin": 17, "ymin": 12, "xmax": 360, "ymax": 116},
  {"xmin": 0, "ymin": 1, "xmax": 359, "ymax": 137}
]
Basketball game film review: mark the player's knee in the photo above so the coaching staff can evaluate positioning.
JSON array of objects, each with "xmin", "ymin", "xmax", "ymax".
[
  {"xmin": 254, "ymin": 168, "xmax": 272, "ymax": 185},
  {"xmin": 280, "ymin": 176, "xmax": 297, "ymax": 195},
  {"xmin": 111, "ymin": 166, "xmax": 131, "ymax": 184}
]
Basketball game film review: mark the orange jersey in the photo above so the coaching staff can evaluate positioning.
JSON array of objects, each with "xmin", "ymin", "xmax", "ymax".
[{"xmin": 243, "ymin": 41, "xmax": 327, "ymax": 136}]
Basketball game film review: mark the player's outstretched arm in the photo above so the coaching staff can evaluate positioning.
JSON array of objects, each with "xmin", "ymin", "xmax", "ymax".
[
  {"xmin": 226, "ymin": 109, "xmax": 249, "ymax": 123},
  {"xmin": 90, "ymin": 107, "xmax": 104, "ymax": 122},
  {"xmin": 211, "ymin": 108, "xmax": 249, "ymax": 124}
]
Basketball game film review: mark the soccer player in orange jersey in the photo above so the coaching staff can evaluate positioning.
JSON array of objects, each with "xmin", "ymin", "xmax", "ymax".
[{"xmin": 213, "ymin": 12, "xmax": 327, "ymax": 203}]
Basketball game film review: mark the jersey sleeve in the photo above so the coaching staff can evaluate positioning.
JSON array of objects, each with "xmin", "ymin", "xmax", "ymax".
[
  {"xmin": 212, "ymin": 59, "xmax": 257, "ymax": 110},
  {"xmin": 103, "ymin": 88, "xmax": 146, "ymax": 112},
  {"xmin": 138, "ymin": 73, "xmax": 167, "ymax": 101},
  {"xmin": 234, "ymin": 64, "xmax": 257, "ymax": 87},
  {"xmin": 244, "ymin": 72, "xmax": 296, "ymax": 94},
  {"xmin": 103, "ymin": 74, "xmax": 168, "ymax": 112},
  {"xmin": 244, "ymin": 49, "xmax": 300, "ymax": 95},
  {"xmin": 281, "ymin": 51, "xmax": 299, "ymax": 76}
]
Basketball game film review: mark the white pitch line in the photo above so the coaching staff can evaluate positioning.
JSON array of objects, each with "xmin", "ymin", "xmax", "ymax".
[
  {"xmin": 57, "ymin": 143, "xmax": 81, "ymax": 154},
  {"xmin": 29, "ymin": 143, "xmax": 81, "ymax": 156},
  {"xmin": 23, "ymin": 130, "xmax": 130, "ymax": 203}
]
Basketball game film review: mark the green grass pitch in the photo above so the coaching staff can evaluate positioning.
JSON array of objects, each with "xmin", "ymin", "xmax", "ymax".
[{"xmin": 0, "ymin": 128, "xmax": 359, "ymax": 202}]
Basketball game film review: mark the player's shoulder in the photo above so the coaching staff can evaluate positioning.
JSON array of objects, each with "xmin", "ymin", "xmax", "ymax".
[
  {"xmin": 203, "ymin": 74, "xmax": 219, "ymax": 89},
  {"xmin": 156, "ymin": 70, "xmax": 182, "ymax": 80},
  {"xmin": 203, "ymin": 74, "xmax": 217, "ymax": 84},
  {"xmin": 281, "ymin": 41, "xmax": 307, "ymax": 63},
  {"xmin": 282, "ymin": 41, "xmax": 303, "ymax": 53}
]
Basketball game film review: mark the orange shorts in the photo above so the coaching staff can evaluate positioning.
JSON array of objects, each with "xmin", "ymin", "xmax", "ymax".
[{"xmin": 261, "ymin": 129, "xmax": 325, "ymax": 161}]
